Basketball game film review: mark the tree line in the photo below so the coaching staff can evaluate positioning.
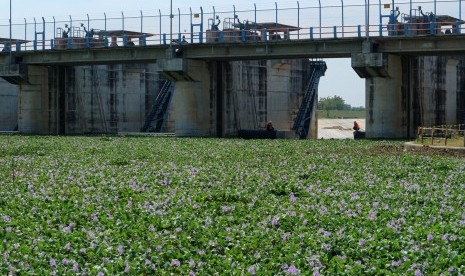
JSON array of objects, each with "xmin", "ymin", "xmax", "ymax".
[{"xmin": 317, "ymin": 95, "xmax": 365, "ymax": 111}]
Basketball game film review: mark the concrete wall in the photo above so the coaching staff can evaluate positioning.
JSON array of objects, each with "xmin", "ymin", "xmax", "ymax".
[
  {"xmin": 19, "ymin": 66, "xmax": 50, "ymax": 134},
  {"xmin": 366, "ymin": 55, "xmax": 405, "ymax": 138},
  {"xmin": 221, "ymin": 59, "xmax": 312, "ymax": 137},
  {"xmin": 10, "ymin": 59, "xmax": 322, "ymax": 137},
  {"xmin": 11, "ymin": 55, "xmax": 465, "ymax": 138},
  {"xmin": 174, "ymin": 60, "xmax": 213, "ymax": 136},
  {"xmin": 367, "ymin": 55, "xmax": 465, "ymax": 139},
  {"xmin": 0, "ymin": 78, "xmax": 18, "ymax": 131}
]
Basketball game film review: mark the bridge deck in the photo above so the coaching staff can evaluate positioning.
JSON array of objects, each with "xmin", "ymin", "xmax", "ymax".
[{"xmin": 3, "ymin": 35, "xmax": 465, "ymax": 66}]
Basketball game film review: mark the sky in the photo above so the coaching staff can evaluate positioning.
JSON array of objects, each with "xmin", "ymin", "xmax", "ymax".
[{"xmin": 0, "ymin": 0, "xmax": 461, "ymax": 107}]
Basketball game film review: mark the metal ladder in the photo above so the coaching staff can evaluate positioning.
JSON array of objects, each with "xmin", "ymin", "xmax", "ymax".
[
  {"xmin": 292, "ymin": 61, "xmax": 327, "ymax": 139},
  {"xmin": 140, "ymin": 80, "xmax": 174, "ymax": 132}
]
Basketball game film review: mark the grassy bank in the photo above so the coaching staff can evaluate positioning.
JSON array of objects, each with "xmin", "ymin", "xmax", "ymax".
[{"xmin": 0, "ymin": 136, "xmax": 464, "ymax": 274}]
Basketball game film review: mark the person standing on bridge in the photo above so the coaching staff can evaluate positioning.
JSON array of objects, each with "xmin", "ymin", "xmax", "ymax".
[{"xmin": 62, "ymin": 24, "xmax": 70, "ymax": 38}]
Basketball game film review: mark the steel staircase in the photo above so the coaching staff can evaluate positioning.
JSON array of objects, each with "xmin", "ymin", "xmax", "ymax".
[
  {"xmin": 292, "ymin": 61, "xmax": 327, "ymax": 139},
  {"xmin": 140, "ymin": 80, "xmax": 174, "ymax": 132}
]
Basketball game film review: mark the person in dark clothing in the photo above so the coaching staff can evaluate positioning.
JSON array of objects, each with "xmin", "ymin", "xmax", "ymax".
[
  {"xmin": 62, "ymin": 24, "xmax": 70, "ymax": 38},
  {"xmin": 266, "ymin": 121, "xmax": 275, "ymax": 131}
]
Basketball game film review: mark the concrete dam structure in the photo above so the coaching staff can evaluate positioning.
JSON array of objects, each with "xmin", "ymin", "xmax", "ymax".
[
  {"xmin": 359, "ymin": 55, "xmax": 465, "ymax": 138},
  {"xmin": 0, "ymin": 59, "xmax": 318, "ymax": 138},
  {"xmin": 1, "ymin": 55, "xmax": 465, "ymax": 139}
]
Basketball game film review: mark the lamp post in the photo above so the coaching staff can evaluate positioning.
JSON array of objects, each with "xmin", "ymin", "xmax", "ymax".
[
  {"xmin": 169, "ymin": 0, "xmax": 173, "ymax": 57},
  {"xmin": 9, "ymin": 0, "xmax": 12, "ymax": 70},
  {"xmin": 170, "ymin": 0, "xmax": 173, "ymax": 43}
]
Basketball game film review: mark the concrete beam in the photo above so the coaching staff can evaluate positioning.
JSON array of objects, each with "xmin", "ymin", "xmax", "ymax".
[
  {"xmin": 351, "ymin": 53, "xmax": 389, "ymax": 78},
  {"xmin": 3, "ymin": 36, "xmax": 465, "ymax": 66},
  {"xmin": 0, "ymin": 38, "xmax": 366, "ymax": 65},
  {"xmin": 375, "ymin": 35, "xmax": 465, "ymax": 55}
]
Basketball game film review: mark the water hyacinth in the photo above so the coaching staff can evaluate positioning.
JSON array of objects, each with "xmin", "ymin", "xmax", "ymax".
[{"xmin": 0, "ymin": 136, "xmax": 465, "ymax": 274}]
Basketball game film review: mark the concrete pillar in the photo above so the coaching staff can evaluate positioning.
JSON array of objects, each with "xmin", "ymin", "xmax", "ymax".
[
  {"xmin": 0, "ymin": 79, "xmax": 18, "ymax": 131},
  {"xmin": 366, "ymin": 54, "xmax": 405, "ymax": 138},
  {"xmin": 174, "ymin": 60, "xmax": 213, "ymax": 136},
  {"xmin": 19, "ymin": 66, "xmax": 50, "ymax": 134},
  {"xmin": 445, "ymin": 59, "xmax": 459, "ymax": 123}
]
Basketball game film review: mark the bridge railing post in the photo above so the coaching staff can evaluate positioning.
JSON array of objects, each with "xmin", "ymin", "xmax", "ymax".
[
  {"xmin": 50, "ymin": 39, "xmax": 54, "ymax": 49},
  {"xmin": 141, "ymin": 34, "xmax": 147, "ymax": 46},
  {"xmin": 310, "ymin": 27, "xmax": 313, "ymax": 40},
  {"xmin": 357, "ymin": 25, "xmax": 361, "ymax": 37},
  {"xmin": 456, "ymin": 20, "xmax": 461, "ymax": 34},
  {"xmin": 262, "ymin": 29, "xmax": 268, "ymax": 41},
  {"xmin": 219, "ymin": 31, "xmax": 224, "ymax": 43},
  {"xmin": 122, "ymin": 34, "xmax": 127, "ymax": 47},
  {"xmin": 104, "ymin": 36, "xmax": 109, "ymax": 48},
  {"xmin": 333, "ymin": 26, "xmax": 337, "ymax": 38},
  {"xmin": 163, "ymin": 33, "xmax": 167, "ymax": 45},
  {"xmin": 379, "ymin": 24, "xmax": 383, "ymax": 37},
  {"xmin": 67, "ymin": 37, "xmax": 72, "ymax": 49}
]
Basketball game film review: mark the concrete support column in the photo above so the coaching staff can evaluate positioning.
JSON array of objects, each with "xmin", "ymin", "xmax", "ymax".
[
  {"xmin": 174, "ymin": 60, "xmax": 213, "ymax": 137},
  {"xmin": 445, "ymin": 59, "xmax": 459, "ymax": 123},
  {"xmin": 0, "ymin": 79, "xmax": 18, "ymax": 131},
  {"xmin": 366, "ymin": 54, "xmax": 405, "ymax": 138},
  {"xmin": 19, "ymin": 66, "xmax": 50, "ymax": 134}
]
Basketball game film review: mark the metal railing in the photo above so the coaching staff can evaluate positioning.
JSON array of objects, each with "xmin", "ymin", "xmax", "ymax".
[
  {"xmin": 0, "ymin": 0, "xmax": 463, "ymax": 52},
  {"xmin": 417, "ymin": 124, "xmax": 465, "ymax": 147}
]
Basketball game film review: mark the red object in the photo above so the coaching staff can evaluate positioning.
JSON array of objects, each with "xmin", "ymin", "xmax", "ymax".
[
  {"xmin": 266, "ymin": 122, "xmax": 274, "ymax": 131},
  {"xmin": 353, "ymin": 121, "xmax": 361, "ymax": 131}
]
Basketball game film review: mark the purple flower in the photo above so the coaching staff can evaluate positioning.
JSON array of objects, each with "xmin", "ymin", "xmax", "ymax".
[
  {"xmin": 427, "ymin": 233, "xmax": 433, "ymax": 242},
  {"xmin": 285, "ymin": 265, "xmax": 300, "ymax": 275},
  {"xmin": 124, "ymin": 260, "xmax": 130, "ymax": 273},
  {"xmin": 248, "ymin": 265, "xmax": 256, "ymax": 275},
  {"xmin": 49, "ymin": 258, "xmax": 57, "ymax": 268},
  {"xmin": 97, "ymin": 272, "xmax": 104, "ymax": 276},
  {"xmin": 392, "ymin": 260, "xmax": 402, "ymax": 267},
  {"xmin": 272, "ymin": 216, "xmax": 279, "ymax": 227},
  {"xmin": 171, "ymin": 259, "xmax": 181, "ymax": 267},
  {"xmin": 415, "ymin": 269, "xmax": 422, "ymax": 276},
  {"xmin": 189, "ymin": 271, "xmax": 196, "ymax": 276},
  {"xmin": 72, "ymin": 262, "xmax": 79, "ymax": 273},
  {"xmin": 290, "ymin": 192, "xmax": 297, "ymax": 203},
  {"xmin": 313, "ymin": 270, "xmax": 320, "ymax": 276},
  {"xmin": 117, "ymin": 245, "xmax": 124, "ymax": 255},
  {"xmin": 91, "ymin": 213, "xmax": 99, "ymax": 221}
]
